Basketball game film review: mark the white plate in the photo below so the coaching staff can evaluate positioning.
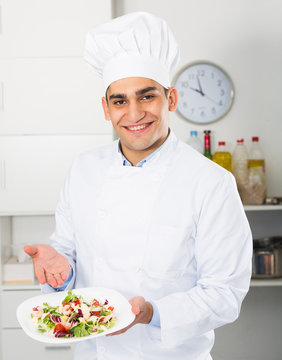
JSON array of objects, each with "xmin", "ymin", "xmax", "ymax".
[{"xmin": 16, "ymin": 287, "xmax": 135, "ymax": 344}]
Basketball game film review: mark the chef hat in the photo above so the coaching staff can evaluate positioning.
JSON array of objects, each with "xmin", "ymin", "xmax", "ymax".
[{"xmin": 84, "ymin": 11, "xmax": 180, "ymax": 92}]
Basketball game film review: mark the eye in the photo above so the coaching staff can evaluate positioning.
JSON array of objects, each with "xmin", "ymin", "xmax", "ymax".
[
  {"xmin": 141, "ymin": 94, "xmax": 155, "ymax": 101},
  {"xmin": 113, "ymin": 99, "xmax": 126, "ymax": 105}
]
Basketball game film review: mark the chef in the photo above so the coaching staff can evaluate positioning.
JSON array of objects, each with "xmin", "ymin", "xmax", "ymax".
[{"xmin": 25, "ymin": 11, "xmax": 252, "ymax": 360}]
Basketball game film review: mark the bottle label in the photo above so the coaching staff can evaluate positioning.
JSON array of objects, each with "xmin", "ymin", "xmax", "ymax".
[{"xmin": 248, "ymin": 160, "xmax": 265, "ymax": 186}]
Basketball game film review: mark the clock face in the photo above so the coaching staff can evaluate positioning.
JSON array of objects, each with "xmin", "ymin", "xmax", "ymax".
[{"xmin": 174, "ymin": 62, "xmax": 234, "ymax": 124}]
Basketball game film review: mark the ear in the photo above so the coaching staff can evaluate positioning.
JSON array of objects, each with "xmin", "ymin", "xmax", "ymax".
[
  {"xmin": 102, "ymin": 97, "xmax": 111, "ymax": 121},
  {"xmin": 167, "ymin": 87, "xmax": 178, "ymax": 112}
]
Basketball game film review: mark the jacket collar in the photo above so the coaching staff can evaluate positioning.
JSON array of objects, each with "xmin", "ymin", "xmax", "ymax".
[{"xmin": 113, "ymin": 129, "xmax": 177, "ymax": 167}]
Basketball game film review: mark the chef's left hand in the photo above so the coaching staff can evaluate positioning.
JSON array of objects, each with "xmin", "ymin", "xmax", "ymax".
[{"xmin": 106, "ymin": 296, "xmax": 153, "ymax": 336}]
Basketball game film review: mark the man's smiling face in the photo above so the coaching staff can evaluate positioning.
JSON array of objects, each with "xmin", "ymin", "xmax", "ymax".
[{"xmin": 102, "ymin": 77, "xmax": 178, "ymax": 164}]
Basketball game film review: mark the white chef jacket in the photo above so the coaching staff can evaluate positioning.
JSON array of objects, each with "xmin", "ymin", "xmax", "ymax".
[{"xmin": 43, "ymin": 131, "xmax": 252, "ymax": 360}]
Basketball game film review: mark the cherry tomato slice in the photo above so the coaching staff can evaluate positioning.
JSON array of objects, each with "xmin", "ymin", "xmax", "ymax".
[
  {"xmin": 91, "ymin": 311, "xmax": 101, "ymax": 316},
  {"xmin": 53, "ymin": 323, "xmax": 66, "ymax": 333}
]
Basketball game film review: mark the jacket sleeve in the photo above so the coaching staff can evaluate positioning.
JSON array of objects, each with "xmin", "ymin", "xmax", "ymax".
[
  {"xmin": 155, "ymin": 172, "xmax": 253, "ymax": 348},
  {"xmin": 41, "ymin": 168, "xmax": 77, "ymax": 294}
]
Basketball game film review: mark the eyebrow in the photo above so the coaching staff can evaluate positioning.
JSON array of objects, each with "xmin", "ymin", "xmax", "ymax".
[
  {"xmin": 136, "ymin": 86, "xmax": 158, "ymax": 96},
  {"xmin": 108, "ymin": 86, "xmax": 158, "ymax": 101}
]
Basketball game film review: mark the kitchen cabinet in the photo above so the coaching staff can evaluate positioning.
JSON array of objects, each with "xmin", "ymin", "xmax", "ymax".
[
  {"xmin": 0, "ymin": 58, "xmax": 112, "ymax": 135},
  {"xmin": 0, "ymin": 134, "xmax": 112, "ymax": 213},
  {"xmin": 0, "ymin": 1, "xmax": 113, "ymax": 358},
  {"xmin": 2, "ymin": 329, "xmax": 74, "ymax": 360},
  {"xmin": 0, "ymin": 288, "xmax": 75, "ymax": 360},
  {"xmin": 212, "ymin": 205, "xmax": 282, "ymax": 360},
  {"xmin": 0, "ymin": 0, "xmax": 112, "ymax": 135},
  {"xmin": 246, "ymin": 205, "xmax": 282, "ymax": 285},
  {"xmin": 2, "ymin": 289, "xmax": 40, "ymax": 327},
  {"xmin": 0, "ymin": 0, "xmax": 111, "ymax": 57}
]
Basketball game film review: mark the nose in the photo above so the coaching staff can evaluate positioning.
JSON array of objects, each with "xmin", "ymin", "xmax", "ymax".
[{"xmin": 126, "ymin": 101, "xmax": 146, "ymax": 123}]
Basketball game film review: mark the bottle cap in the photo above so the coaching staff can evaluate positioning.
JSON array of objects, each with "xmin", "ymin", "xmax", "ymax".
[
  {"xmin": 190, "ymin": 130, "xmax": 197, "ymax": 136},
  {"xmin": 237, "ymin": 138, "xmax": 244, "ymax": 143},
  {"xmin": 218, "ymin": 141, "xmax": 225, "ymax": 146},
  {"xmin": 204, "ymin": 130, "xmax": 211, "ymax": 134},
  {"xmin": 252, "ymin": 136, "xmax": 259, "ymax": 142}
]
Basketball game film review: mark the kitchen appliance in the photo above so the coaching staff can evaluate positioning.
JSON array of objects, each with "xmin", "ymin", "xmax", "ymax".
[{"xmin": 252, "ymin": 236, "xmax": 282, "ymax": 278}]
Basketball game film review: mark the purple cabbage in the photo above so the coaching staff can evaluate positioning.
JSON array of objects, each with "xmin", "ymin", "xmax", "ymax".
[
  {"xmin": 54, "ymin": 331, "xmax": 74, "ymax": 338},
  {"xmin": 70, "ymin": 319, "xmax": 79, "ymax": 327},
  {"xmin": 104, "ymin": 299, "xmax": 108, "ymax": 305},
  {"xmin": 50, "ymin": 315, "xmax": 61, "ymax": 323},
  {"xmin": 69, "ymin": 309, "xmax": 83, "ymax": 322}
]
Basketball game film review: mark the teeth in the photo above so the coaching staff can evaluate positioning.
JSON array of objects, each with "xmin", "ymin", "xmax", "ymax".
[{"xmin": 128, "ymin": 124, "xmax": 149, "ymax": 131}]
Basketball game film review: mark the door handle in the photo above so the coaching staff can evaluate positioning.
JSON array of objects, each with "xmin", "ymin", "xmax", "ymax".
[{"xmin": 44, "ymin": 345, "xmax": 72, "ymax": 351}]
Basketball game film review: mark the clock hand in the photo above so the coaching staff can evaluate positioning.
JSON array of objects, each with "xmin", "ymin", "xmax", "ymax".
[
  {"xmin": 204, "ymin": 94, "xmax": 221, "ymax": 105},
  {"xmin": 189, "ymin": 79, "xmax": 221, "ymax": 104},
  {"xmin": 196, "ymin": 76, "xmax": 204, "ymax": 96},
  {"xmin": 189, "ymin": 86, "xmax": 205, "ymax": 96}
]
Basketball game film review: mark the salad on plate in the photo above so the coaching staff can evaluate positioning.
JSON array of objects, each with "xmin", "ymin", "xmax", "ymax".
[{"xmin": 31, "ymin": 289, "xmax": 117, "ymax": 338}]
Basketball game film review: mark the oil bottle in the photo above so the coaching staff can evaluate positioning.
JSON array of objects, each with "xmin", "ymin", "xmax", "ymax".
[
  {"xmin": 248, "ymin": 136, "xmax": 265, "ymax": 186},
  {"xmin": 242, "ymin": 136, "xmax": 266, "ymax": 205},
  {"xmin": 212, "ymin": 141, "xmax": 232, "ymax": 172}
]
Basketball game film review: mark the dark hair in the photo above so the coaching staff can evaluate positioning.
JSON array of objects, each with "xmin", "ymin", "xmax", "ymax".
[{"xmin": 163, "ymin": 87, "xmax": 169, "ymax": 97}]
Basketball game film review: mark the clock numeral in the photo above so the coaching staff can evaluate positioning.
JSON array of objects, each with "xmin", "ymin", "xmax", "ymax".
[
  {"xmin": 197, "ymin": 70, "xmax": 205, "ymax": 77},
  {"xmin": 190, "ymin": 108, "xmax": 195, "ymax": 114},
  {"xmin": 217, "ymin": 80, "xmax": 222, "ymax": 87},
  {"xmin": 219, "ymin": 100, "xmax": 223, "ymax": 106},
  {"xmin": 188, "ymin": 74, "xmax": 195, "ymax": 80},
  {"xmin": 211, "ymin": 107, "xmax": 216, "ymax": 114},
  {"xmin": 200, "ymin": 111, "xmax": 205, "ymax": 117},
  {"xmin": 211, "ymin": 72, "xmax": 215, "ymax": 79},
  {"xmin": 181, "ymin": 81, "xmax": 189, "ymax": 88},
  {"xmin": 220, "ymin": 89, "xmax": 225, "ymax": 96},
  {"xmin": 183, "ymin": 102, "xmax": 188, "ymax": 108}
]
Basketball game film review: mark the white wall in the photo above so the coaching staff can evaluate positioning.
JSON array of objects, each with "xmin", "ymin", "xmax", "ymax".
[{"xmin": 113, "ymin": 0, "xmax": 282, "ymax": 197}]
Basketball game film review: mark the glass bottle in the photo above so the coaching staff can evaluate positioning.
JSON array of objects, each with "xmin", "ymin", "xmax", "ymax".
[
  {"xmin": 203, "ymin": 130, "xmax": 212, "ymax": 159},
  {"xmin": 212, "ymin": 141, "xmax": 232, "ymax": 172}
]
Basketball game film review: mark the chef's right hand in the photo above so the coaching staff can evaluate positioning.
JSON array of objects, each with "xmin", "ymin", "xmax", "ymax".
[{"xmin": 24, "ymin": 244, "xmax": 71, "ymax": 288}]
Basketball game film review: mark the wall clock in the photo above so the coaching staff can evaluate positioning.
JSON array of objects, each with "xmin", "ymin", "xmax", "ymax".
[{"xmin": 174, "ymin": 61, "xmax": 234, "ymax": 124}]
